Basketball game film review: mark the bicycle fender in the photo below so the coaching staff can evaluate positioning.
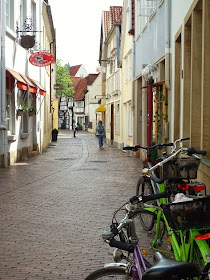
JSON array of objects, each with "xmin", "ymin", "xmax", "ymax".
[{"xmin": 104, "ymin": 263, "xmax": 127, "ymax": 271}]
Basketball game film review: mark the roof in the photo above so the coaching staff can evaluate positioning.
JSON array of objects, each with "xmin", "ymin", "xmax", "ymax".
[
  {"xmin": 86, "ymin": 74, "xmax": 99, "ymax": 86},
  {"xmin": 71, "ymin": 74, "xmax": 99, "ymax": 101},
  {"xmin": 72, "ymin": 78, "xmax": 87, "ymax": 101},
  {"xmin": 104, "ymin": 6, "xmax": 122, "ymax": 40},
  {"xmin": 70, "ymin": 65, "xmax": 82, "ymax": 76},
  {"xmin": 71, "ymin": 76, "xmax": 82, "ymax": 89}
]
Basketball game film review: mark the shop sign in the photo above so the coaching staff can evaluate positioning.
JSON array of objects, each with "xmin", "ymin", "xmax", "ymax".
[{"xmin": 29, "ymin": 51, "xmax": 54, "ymax": 67}]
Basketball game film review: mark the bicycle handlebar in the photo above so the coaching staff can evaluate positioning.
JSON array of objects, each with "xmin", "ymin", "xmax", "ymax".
[
  {"xmin": 187, "ymin": 147, "xmax": 206, "ymax": 155},
  {"xmin": 129, "ymin": 190, "xmax": 168, "ymax": 204},
  {"xmin": 109, "ymin": 238, "xmax": 134, "ymax": 253},
  {"xmin": 123, "ymin": 142, "xmax": 173, "ymax": 151},
  {"xmin": 142, "ymin": 190, "xmax": 168, "ymax": 203}
]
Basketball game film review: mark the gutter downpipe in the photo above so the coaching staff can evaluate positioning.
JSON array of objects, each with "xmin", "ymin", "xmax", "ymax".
[
  {"xmin": 165, "ymin": 0, "xmax": 171, "ymax": 140},
  {"xmin": 39, "ymin": 2, "xmax": 42, "ymax": 154},
  {"xmin": 165, "ymin": 0, "xmax": 171, "ymax": 92},
  {"xmin": 131, "ymin": 39, "xmax": 135, "ymax": 110},
  {"xmin": 0, "ymin": 0, "xmax": 8, "ymax": 167},
  {"xmin": 116, "ymin": 24, "xmax": 120, "ymax": 68}
]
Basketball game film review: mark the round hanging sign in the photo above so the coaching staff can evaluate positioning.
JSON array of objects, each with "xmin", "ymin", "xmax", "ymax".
[{"xmin": 29, "ymin": 51, "xmax": 54, "ymax": 67}]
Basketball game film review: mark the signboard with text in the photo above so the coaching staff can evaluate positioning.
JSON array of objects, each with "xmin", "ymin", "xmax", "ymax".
[{"xmin": 29, "ymin": 51, "xmax": 54, "ymax": 67}]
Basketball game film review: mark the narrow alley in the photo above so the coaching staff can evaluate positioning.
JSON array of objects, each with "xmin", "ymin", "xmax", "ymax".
[{"xmin": 0, "ymin": 130, "xmax": 152, "ymax": 280}]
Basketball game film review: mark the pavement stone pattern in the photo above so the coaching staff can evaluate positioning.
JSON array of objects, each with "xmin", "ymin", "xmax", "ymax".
[{"xmin": 0, "ymin": 130, "xmax": 154, "ymax": 279}]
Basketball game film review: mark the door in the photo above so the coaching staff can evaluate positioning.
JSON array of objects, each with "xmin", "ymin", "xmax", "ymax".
[{"xmin": 111, "ymin": 104, "xmax": 114, "ymax": 141}]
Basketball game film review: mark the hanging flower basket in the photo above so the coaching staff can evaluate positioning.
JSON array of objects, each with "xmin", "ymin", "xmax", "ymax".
[
  {"xmin": 29, "ymin": 107, "xmax": 36, "ymax": 116},
  {"xmin": 17, "ymin": 109, "xmax": 24, "ymax": 116}
]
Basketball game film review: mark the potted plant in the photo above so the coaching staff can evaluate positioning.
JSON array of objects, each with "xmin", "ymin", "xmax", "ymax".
[
  {"xmin": 29, "ymin": 107, "xmax": 36, "ymax": 116},
  {"xmin": 16, "ymin": 102, "xmax": 28, "ymax": 116}
]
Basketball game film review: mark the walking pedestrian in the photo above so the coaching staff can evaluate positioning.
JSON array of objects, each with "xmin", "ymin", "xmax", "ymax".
[
  {"xmin": 73, "ymin": 121, "xmax": 77, "ymax": 137},
  {"xmin": 96, "ymin": 120, "xmax": 105, "ymax": 148}
]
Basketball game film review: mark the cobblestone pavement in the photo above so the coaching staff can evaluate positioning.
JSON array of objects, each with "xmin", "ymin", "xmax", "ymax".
[{"xmin": 0, "ymin": 130, "xmax": 154, "ymax": 279}]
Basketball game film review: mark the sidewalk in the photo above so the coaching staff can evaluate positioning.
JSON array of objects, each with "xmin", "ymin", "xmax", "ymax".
[{"xmin": 0, "ymin": 130, "xmax": 151, "ymax": 279}]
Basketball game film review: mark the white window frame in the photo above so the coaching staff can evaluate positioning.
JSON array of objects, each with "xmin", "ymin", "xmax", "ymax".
[{"xmin": 6, "ymin": 0, "xmax": 15, "ymax": 30}]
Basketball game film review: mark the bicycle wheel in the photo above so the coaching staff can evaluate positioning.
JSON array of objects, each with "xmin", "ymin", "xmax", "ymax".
[
  {"xmin": 136, "ymin": 177, "xmax": 155, "ymax": 231},
  {"xmin": 85, "ymin": 268, "xmax": 130, "ymax": 279}
]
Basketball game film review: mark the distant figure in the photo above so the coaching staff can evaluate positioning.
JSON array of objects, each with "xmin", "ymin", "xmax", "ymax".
[
  {"xmin": 73, "ymin": 122, "xmax": 77, "ymax": 137},
  {"xmin": 96, "ymin": 120, "xmax": 106, "ymax": 148}
]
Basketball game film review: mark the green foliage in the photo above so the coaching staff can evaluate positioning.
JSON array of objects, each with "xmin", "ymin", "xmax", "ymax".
[
  {"xmin": 56, "ymin": 59, "xmax": 75, "ymax": 98},
  {"xmin": 18, "ymin": 102, "xmax": 28, "ymax": 112}
]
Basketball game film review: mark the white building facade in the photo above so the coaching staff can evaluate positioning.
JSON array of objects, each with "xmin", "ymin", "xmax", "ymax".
[{"xmin": 0, "ymin": 0, "xmax": 56, "ymax": 167}]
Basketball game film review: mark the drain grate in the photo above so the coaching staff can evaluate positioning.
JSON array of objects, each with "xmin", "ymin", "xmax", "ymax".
[
  {"xmin": 89, "ymin": 160, "xmax": 108, "ymax": 163},
  {"xmin": 55, "ymin": 158, "xmax": 75, "ymax": 161}
]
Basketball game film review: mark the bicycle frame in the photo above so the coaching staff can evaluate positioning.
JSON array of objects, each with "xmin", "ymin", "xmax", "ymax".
[
  {"xmin": 132, "ymin": 244, "xmax": 148, "ymax": 279},
  {"xmin": 144, "ymin": 204, "xmax": 210, "ymax": 268}
]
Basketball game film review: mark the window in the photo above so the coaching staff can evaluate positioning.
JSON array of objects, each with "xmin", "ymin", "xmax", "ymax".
[
  {"xmin": 31, "ymin": 1, "xmax": 37, "ymax": 31},
  {"xmin": 136, "ymin": 0, "xmax": 157, "ymax": 36},
  {"xmin": 6, "ymin": 0, "xmax": 14, "ymax": 30},
  {"xmin": 17, "ymin": 90, "xmax": 28, "ymax": 135}
]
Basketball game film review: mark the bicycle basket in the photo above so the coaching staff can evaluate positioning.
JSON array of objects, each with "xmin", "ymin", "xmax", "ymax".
[
  {"xmin": 163, "ymin": 196, "xmax": 210, "ymax": 230},
  {"xmin": 162, "ymin": 156, "xmax": 200, "ymax": 181}
]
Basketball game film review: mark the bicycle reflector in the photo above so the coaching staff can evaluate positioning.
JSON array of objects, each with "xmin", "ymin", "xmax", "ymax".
[
  {"xmin": 195, "ymin": 233, "xmax": 210, "ymax": 240},
  {"xmin": 142, "ymin": 249, "xmax": 148, "ymax": 256},
  {"xmin": 193, "ymin": 185, "xmax": 205, "ymax": 192},
  {"xmin": 178, "ymin": 183, "xmax": 189, "ymax": 191}
]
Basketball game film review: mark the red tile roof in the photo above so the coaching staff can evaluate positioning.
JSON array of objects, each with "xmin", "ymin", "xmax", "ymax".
[
  {"xmin": 87, "ymin": 74, "xmax": 99, "ymax": 86},
  {"xmin": 73, "ymin": 78, "xmax": 87, "ymax": 101},
  {"xmin": 110, "ymin": 6, "xmax": 122, "ymax": 25},
  {"xmin": 71, "ymin": 74, "xmax": 99, "ymax": 101},
  {"xmin": 104, "ymin": 6, "xmax": 122, "ymax": 40},
  {"xmin": 70, "ymin": 65, "xmax": 82, "ymax": 76}
]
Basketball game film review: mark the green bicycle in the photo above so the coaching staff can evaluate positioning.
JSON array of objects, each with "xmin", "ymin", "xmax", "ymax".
[{"xmin": 124, "ymin": 139, "xmax": 210, "ymax": 278}]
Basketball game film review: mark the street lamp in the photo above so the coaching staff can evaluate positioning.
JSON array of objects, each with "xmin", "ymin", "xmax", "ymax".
[{"xmin": 142, "ymin": 64, "xmax": 158, "ymax": 147}]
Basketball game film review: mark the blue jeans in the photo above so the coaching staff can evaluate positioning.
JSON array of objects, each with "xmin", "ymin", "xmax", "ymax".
[{"xmin": 98, "ymin": 135, "xmax": 103, "ymax": 147}]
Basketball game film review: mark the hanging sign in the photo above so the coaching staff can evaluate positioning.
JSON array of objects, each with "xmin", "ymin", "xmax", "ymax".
[{"xmin": 29, "ymin": 51, "xmax": 54, "ymax": 67}]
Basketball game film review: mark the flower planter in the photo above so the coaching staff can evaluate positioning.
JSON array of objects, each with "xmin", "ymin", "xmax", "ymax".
[
  {"xmin": 29, "ymin": 110, "xmax": 35, "ymax": 116},
  {"xmin": 17, "ymin": 110, "xmax": 23, "ymax": 116}
]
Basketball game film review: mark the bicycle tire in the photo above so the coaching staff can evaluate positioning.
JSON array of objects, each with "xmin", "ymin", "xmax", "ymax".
[
  {"xmin": 85, "ymin": 267, "xmax": 130, "ymax": 279},
  {"xmin": 136, "ymin": 177, "xmax": 155, "ymax": 231}
]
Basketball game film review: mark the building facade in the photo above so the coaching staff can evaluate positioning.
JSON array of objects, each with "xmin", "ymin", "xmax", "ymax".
[{"xmin": 0, "ymin": 0, "xmax": 56, "ymax": 167}]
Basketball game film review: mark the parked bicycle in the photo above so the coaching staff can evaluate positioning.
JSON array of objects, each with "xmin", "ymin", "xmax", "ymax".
[
  {"xmin": 123, "ymin": 138, "xmax": 206, "ymax": 231},
  {"xmin": 85, "ymin": 192, "xmax": 208, "ymax": 279},
  {"xmin": 123, "ymin": 139, "xmax": 210, "ymax": 275}
]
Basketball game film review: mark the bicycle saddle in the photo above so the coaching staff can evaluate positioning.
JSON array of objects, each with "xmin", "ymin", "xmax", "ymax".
[{"xmin": 142, "ymin": 252, "xmax": 201, "ymax": 280}]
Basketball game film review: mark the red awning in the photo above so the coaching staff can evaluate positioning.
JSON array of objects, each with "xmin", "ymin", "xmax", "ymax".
[
  {"xmin": 6, "ymin": 68, "xmax": 27, "ymax": 90},
  {"xmin": 20, "ymin": 74, "xmax": 37, "ymax": 94},
  {"xmin": 31, "ymin": 79, "xmax": 46, "ymax": 96}
]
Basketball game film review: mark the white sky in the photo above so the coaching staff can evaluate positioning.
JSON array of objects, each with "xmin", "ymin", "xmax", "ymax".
[{"xmin": 49, "ymin": 0, "xmax": 123, "ymax": 73}]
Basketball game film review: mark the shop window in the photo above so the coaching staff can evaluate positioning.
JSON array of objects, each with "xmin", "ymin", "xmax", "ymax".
[{"xmin": 17, "ymin": 89, "xmax": 29, "ymax": 136}]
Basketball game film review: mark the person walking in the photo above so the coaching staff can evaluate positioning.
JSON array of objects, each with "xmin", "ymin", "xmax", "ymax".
[
  {"xmin": 73, "ymin": 121, "xmax": 77, "ymax": 137},
  {"xmin": 96, "ymin": 120, "xmax": 105, "ymax": 148}
]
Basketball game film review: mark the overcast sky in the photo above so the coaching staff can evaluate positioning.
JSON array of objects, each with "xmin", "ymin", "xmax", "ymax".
[{"xmin": 49, "ymin": 0, "xmax": 123, "ymax": 73}]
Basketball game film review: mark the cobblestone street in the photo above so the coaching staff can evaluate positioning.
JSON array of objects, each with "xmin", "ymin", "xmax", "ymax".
[{"xmin": 0, "ymin": 130, "xmax": 153, "ymax": 279}]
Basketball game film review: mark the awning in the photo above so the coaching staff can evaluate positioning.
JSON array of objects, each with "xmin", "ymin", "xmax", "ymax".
[
  {"xmin": 31, "ymin": 79, "xmax": 46, "ymax": 96},
  {"xmin": 20, "ymin": 74, "xmax": 37, "ymax": 94},
  {"xmin": 95, "ymin": 104, "xmax": 106, "ymax": 112},
  {"xmin": 6, "ymin": 68, "xmax": 27, "ymax": 90}
]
